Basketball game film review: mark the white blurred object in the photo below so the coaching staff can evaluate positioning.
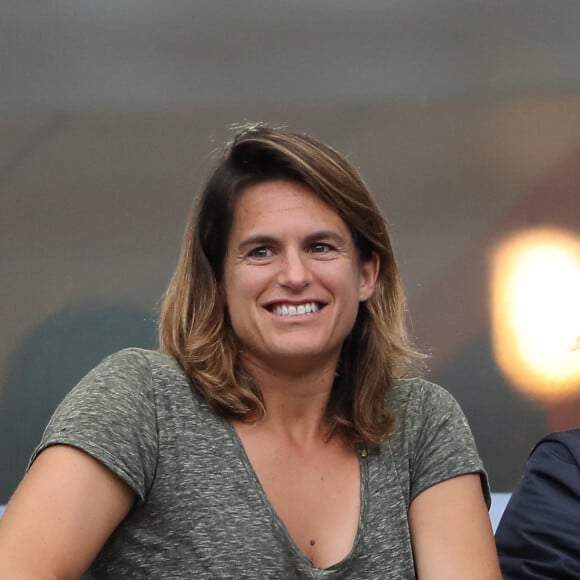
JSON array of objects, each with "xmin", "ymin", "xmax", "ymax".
[{"xmin": 490, "ymin": 492, "xmax": 511, "ymax": 533}]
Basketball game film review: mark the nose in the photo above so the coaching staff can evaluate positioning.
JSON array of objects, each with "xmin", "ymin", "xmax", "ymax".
[{"xmin": 276, "ymin": 249, "xmax": 312, "ymax": 290}]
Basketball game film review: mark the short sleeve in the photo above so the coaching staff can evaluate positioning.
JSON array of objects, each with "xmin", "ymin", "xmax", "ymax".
[
  {"xmin": 408, "ymin": 381, "xmax": 490, "ymax": 506},
  {"xmin": 28, "ymin": 348, "xmax": 159, "ymax": 502}
]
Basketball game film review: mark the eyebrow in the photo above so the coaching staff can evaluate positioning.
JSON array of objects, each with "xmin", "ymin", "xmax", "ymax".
[{"xmin": 237, "ymin": 230, "xmax": 348, "ymax": 250}]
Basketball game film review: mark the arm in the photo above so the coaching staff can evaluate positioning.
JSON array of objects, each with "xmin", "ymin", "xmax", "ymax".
[
  {"xmin": 495, "ymin": 436, "xmax": 580, "ymax": 579},
  {"xmin": 0, "ymin": 444, "xmax": 135, "ymax": 579},
  {"xmin": 409, "ymin": 473, "xmax": 502, "ymax": 580}
]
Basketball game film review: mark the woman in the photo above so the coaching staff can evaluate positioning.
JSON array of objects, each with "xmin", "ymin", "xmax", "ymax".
[{"xmin": 0, "ymin": 125, "xmax": 501, "ymax": 578}]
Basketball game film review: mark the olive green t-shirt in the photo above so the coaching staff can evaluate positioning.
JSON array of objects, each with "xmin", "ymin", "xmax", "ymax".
[{"xmin": 31, "ymin": 348, "xmax": 489, "ymax": 579}]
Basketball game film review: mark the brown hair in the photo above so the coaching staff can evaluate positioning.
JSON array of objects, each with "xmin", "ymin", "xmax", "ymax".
[{"xmin": 159, "ymin": 124, "xmax": 422, "ymax": 447}]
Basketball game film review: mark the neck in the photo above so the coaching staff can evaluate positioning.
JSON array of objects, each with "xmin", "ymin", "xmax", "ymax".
[{"xmin": 241, "ymin": 354, "xmax": 339, "ymax": 446}]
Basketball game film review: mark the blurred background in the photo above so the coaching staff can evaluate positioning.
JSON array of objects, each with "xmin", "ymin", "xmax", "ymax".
[{"xmin": 2, "ymin": 0, "xmax": 580, "ymax": 503}]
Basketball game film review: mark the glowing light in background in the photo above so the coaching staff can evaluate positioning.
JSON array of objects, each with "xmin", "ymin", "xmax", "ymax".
[{"xmin": 491, "ymin": 228, "xmax": 580, "ymax": 401}]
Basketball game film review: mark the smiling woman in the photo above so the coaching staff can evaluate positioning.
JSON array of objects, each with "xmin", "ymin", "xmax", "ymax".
[
  {"xmin": 0, "ymin": 125, "xmax": 501, "ymax": 579},
  {"xmin": 222, "ymin": 180, "xmax": 378, "ymax": 386}
]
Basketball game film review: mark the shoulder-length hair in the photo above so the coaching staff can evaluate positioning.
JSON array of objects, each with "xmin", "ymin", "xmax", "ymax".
[{"xmin": 159, "ymin": 124, "xmax": 422, "ymax": 447}]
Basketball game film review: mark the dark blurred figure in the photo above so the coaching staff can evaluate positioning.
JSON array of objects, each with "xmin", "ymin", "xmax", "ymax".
[
  {"xmin": 0, "ymin": 303, "xmax": 157, "ymax": 503},
  {"xmin": 496, "ymin": 429, "xmax": 580, "ymax": 579}
]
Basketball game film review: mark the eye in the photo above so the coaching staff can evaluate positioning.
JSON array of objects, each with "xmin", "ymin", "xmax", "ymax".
[
  {"xmin": 248, "ymin": 246, "xmax": 273, "ymax": 260},
  {"xmin": 309, "ymin": 242, "xmax": 334, "ymax": 254}
]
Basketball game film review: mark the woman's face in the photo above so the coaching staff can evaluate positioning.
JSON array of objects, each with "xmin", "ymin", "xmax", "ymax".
[{"xmin": 222, "ymin": 179, "xmax": 378, "ymax": 373}]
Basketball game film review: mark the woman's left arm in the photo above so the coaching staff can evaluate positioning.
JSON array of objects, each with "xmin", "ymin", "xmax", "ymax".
[{"xmin": 409, "ymin": 473, "xmax": 502, "ymax": 580}]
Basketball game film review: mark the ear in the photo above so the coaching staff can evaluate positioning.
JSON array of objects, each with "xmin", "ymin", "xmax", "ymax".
[{"xmin": 359, "ymin": 252, "xmax": 380, "ymax": 302}]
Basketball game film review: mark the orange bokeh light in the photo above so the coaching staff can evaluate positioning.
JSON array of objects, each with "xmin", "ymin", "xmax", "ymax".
[{"xmin": 491, "ymin": 228, "xmax": 580, "ymax": 401}]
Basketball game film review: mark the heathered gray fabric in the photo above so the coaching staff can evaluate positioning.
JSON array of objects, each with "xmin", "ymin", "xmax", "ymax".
[{"xmin": 31, "ymin": 348, "xmax": 489, "ymax": 579}]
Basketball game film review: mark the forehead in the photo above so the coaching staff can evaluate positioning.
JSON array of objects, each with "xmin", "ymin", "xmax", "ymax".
[{"xmin": 230, "ymin": 180, "xmax": 350, "ymax": 237}]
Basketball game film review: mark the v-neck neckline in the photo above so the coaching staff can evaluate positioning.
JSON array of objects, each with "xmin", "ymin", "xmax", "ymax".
[{"xmin": 224, "ymin": 419, "xmax": 369, "ymax": 574}]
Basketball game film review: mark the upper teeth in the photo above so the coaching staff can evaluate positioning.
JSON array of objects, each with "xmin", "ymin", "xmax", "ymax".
[{"xmin": 275, "ymin": 302, "xmax": 320, "ymax": 316}]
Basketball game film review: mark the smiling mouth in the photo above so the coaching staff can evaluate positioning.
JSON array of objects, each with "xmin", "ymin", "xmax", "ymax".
[{"xmin": 267, "ymin": 302, "xmax": 322, "ymax": 317}]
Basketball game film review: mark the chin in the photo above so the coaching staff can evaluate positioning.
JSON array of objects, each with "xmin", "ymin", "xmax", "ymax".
[{"xmin": 267, "ymin": 343, "xmax": 341, "ymax": 366}]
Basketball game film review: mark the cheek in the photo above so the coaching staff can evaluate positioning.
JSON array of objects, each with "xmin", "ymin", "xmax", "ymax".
[
  {"xmin": 223, "ymin": 268, "xmax": 270, "ymax": 320},
  {"xmin": 227, "ymin": 270, "xmax": 264, "ymax": 298},
  {"xmin": 326, "ymin": 264, "xmax": 363, "ymax": 299}
]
